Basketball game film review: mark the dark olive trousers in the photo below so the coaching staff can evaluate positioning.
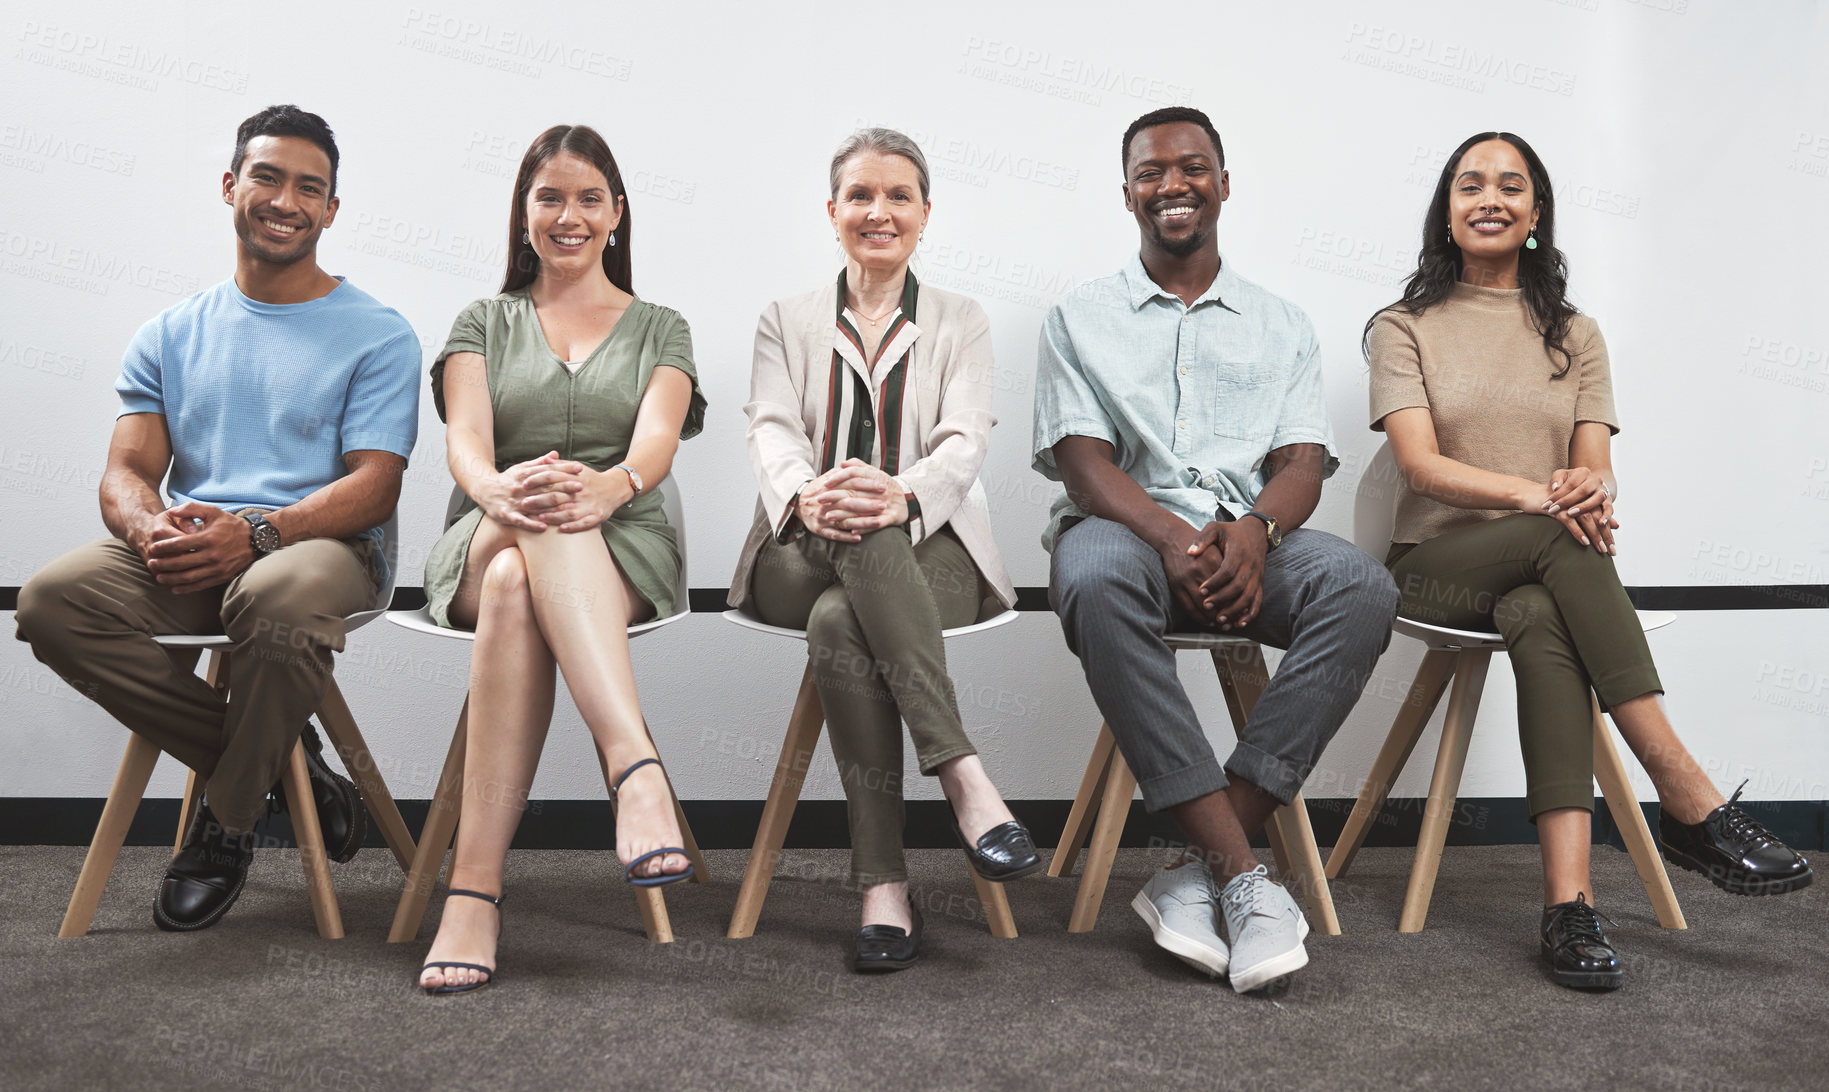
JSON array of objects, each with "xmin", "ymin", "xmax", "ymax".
[
  {"xmin": 1388, "ymin": 514, "xmax": 1662, "ymax": 817},
  {"xmin": 751, "ymin": 526, "xmax": 984, "ymax": 885}
]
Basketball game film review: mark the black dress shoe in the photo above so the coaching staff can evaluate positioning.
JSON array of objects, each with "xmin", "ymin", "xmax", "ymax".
[
  {"xmin": 155, "ymin": 801, "xmax": 254, "ymax": 932},
  {"xmin": 1659, "ymin": 782, "xmax": 1814, "ymax": 897},
  {"xmin": 268, "ymin": 723, "xmax": 366, "ymax": 863},
  {"xmin": 953, "ymin": 820, "xmax": 1043, "ymax": 882},
  {"xmin": 853, "ymin": 901, "xmax": 923, "ymax": 973},
  {"xmin": 1540, "ymin": 893, "xmax": 1622, "ymax": 990}
]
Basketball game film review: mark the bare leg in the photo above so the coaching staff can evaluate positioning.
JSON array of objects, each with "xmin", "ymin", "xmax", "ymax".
[
  {"xmin": 1607, "ymin": 693, "xmax": 1724, "ymax": 824},
  {"xmin": 934, "ymin": 755, "xmax": 1016, "ymax": 843},
  {"xmin": 420, "ymin": 532, "xmax": 556, "ymax": 990},
  {"xmin": 1169, "ymin": 790, "xmax": 1259, "ymax": 883},
  {"xmin": 861, "ymin": 881, "xmax": 912, "ymax": 930},
  {"xmin": 510, "ymin": 526, "xmax": 685, "ymax": 880},
  {"xmin": 1538, "ymin": 806, "xmax": 1593, "ymax": 905}
]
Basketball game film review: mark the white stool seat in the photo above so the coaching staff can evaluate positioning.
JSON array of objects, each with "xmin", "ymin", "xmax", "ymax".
[{"xmin": 719, "ymin": 606, "xmax": 1019, "ymax": 643}]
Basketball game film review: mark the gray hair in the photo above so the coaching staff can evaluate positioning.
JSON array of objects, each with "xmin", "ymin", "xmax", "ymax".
[{"xmin": 828, "ymin": 128, "xmax": 931, "ymax": 203}]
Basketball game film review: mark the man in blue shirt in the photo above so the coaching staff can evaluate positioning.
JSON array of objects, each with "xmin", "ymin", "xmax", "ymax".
[
  {"xmin": 16, "ymin": 106, "xmax": 420, "ymax": 931},
  {"xmin": 1035, "ymin": 108, "xmax": 1398, "ymax": 991}
]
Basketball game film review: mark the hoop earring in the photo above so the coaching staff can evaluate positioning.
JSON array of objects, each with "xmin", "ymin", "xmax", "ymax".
[{"xmin": 1524, "ymin": 229, "xmax": 1539, "ymax": 251}]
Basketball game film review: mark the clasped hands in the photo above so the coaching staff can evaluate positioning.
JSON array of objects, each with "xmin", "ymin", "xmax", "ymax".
[
  {"xmin": 795, "ymin": 458, "xmax": 908, "ymax": 542},
  {"xmin": 485, "ymin": 451, "xmax": 631, "ymax": 534},
  {"xmin": 1162, "ymin": 517, "xmax": 1267, "ymax": 632},
  {"xmin": 134, "ymin": 501, "xmax": 256, "ymax": 594},
  {"xmin": 1520, "ymin": 466, "xmax": 1617, "ymax": 555}
]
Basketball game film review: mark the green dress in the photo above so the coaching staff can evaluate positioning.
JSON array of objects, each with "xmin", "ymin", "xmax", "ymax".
[{"xmin": 422, "ymin": 290, "xmax": 706, "ymax": 628}]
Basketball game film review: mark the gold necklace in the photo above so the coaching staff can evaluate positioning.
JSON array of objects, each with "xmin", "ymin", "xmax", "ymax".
[{"xmin": 850, "ymin": 298, "xmax": 898, "ymax": 327}]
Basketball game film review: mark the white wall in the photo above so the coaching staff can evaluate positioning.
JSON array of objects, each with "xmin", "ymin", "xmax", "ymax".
[{"xmin": 2, "ymin": 0, "xmax": 1825, "ymax": 807}]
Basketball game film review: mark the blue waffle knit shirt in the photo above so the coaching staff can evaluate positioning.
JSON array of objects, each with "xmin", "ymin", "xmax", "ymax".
[{"xmin": 114, "ymin": 277, "xmax": 421, "ymax": 584}]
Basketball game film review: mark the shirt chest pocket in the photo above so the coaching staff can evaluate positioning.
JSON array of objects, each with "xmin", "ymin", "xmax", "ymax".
[{"xmin": 1211, "ymin": 362, "xmax": 1284, "ymax": 442}]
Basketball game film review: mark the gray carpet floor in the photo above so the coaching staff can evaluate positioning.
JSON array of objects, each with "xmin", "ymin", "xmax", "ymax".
[{"xmin": 3, "ymin": 843, "xmax": 1823, "ymax": 1091}]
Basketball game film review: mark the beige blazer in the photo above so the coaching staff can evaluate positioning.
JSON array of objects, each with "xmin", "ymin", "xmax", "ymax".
[{"xmin": 727, "ymin": 278, "xmax": 1017, "ymax": 616}]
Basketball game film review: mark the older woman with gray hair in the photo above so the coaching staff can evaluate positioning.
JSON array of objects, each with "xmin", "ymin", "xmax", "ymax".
[{"xmin": 728, "ymin": 128, "xmax": 1034, "ymax": 972}]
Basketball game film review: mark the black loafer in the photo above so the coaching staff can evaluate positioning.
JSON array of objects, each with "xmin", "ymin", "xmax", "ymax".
[
  {"xmin": 853, "ymin": 901, "xmax": 923, "ymax": 973},
  {"xmin": 1659, "ymin": 781, "xmax": 1814, "ymax": 897},
  {"xmin": 953, "ymin": 820, "xmax": 1043, "ymax": 882},
  {"xmin": 268, "ymin": 723, "xmax": 366, "ymax": 863},
  {"xmin": 154, "ymin": 802, "xmax": 254, "ymax": 932},
  {"xmin": 1540, "ymin": 893, "xmax": 1622, "ymax": 990}
]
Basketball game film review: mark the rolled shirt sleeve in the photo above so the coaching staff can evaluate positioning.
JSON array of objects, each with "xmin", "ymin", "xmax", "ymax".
[{"xmin": 1031, "ymin": 304, "xmax": 1117, "ymax": 479}]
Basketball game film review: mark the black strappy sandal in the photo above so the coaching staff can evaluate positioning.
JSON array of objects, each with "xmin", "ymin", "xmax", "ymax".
[
  {"xmin": 611, "ymin": 757, "xmax": 694, "ymax": 888},
  {"xmin": 420, "ymin": 888, "xmax": 503, "ymax": 996}
]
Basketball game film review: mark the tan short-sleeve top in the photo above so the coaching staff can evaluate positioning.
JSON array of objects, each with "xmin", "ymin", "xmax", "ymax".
[{"xmin": 1367, "ymin": 281, "xmax": 1618, "ymax": 545}]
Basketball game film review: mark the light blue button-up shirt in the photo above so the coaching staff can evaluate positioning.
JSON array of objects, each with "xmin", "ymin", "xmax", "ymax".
[{"xmin": 1032, "ymin": 253, "xmax": 1338, "ymax": 551}]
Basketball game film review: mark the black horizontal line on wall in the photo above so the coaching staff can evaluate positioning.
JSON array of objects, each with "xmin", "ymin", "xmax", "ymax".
[
  {"xmin": 3, "ymin": 583, "xmax": 1825, "ymax": 614},
  {"xmin": 5, "ymin": 797, "xmax": 1824, "ymax": 852}
]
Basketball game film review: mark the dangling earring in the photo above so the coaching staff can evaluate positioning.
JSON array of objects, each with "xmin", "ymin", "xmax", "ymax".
[
  {"xmin": 608, "ymin": 230, "xmax": 616, "ymax": 248},
  {"xmin": 521, "ymin": 230, "xmax": 530, "ymax": 244},
  {"xmin": 1524, "ymin": 229, "xmax": 1539, "ymax": 251}
]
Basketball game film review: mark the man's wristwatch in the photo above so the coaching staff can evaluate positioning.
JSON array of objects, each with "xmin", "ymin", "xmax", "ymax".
[
  {"xmin": 244, "ymin": 512, "xmax": 282, "ymax": 556},
  {"xmin": 1244, "ymin": 510, "xmax": 1282, "ymax": 550}
]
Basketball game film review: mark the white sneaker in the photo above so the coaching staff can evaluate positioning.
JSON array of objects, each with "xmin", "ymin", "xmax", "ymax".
[
  {"xmin": 1130, "ymin": 856, "xmax": 1229, "ymax": 978},
  {"xmin": 1219, "ymin": 864, "xmax": 1309, "ymax": 993}
]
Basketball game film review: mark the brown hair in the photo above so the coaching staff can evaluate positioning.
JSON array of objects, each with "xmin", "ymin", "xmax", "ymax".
[{"xmin": 501, "ymin": 124, "xmax": 632, "ymax": 294}]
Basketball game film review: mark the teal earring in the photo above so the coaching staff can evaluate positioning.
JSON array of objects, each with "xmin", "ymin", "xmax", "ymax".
[{"xmin": 1524, "ymin": 229, "xmax": 1539, "ymax": 251}]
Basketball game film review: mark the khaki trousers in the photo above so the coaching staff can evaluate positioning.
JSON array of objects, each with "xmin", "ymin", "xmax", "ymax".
[
  {"xmin": 751, "ymin": 526, "xmax": 984, "ymax": 885},
  {"xmin": 15, "ymin": 534, "xmax": 378, "ymax": 834}
]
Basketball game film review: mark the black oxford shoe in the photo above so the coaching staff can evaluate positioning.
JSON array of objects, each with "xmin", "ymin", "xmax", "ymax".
[
  {"xmin": 268, "ymin": 723, "xmax": 367, "ymax": 863},
  {"xmin": 1541, "ymin": 893, "xmax": 1622, "ymax": 991},
  {"xmin": 155, "ymin": 802, "xmax": 254, "ymax": 931},
  {"xmin": 953, "ymin": 820, "xmax": 1043, "ymax": 882},
  {"xmin": 853, "ymin": 902, "xmax": 923, "ymax": 973},
  {"xmin": 1659, "ymin": 782, "xmax": 1814, "ymax": 897}
]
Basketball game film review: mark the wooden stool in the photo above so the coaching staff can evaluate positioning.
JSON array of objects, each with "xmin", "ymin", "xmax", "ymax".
[
  {"xmin": 1335, "ymin": 441, "xmax": 1686, "ymax": 932},
  {"xmin": 1051, "ymin": 636, "xmax": 1342, "ymax": 935},
  {"xmin": 1322, "ymin": 626, "xmax": 1688, "ymax": 932},
  {"xmin": 59, "ymin": 643, "xmax": 418, "ymax": 939},
  {"xmin": 723, "ymin": 609, "xmax": 1023, "ymax": 940}
]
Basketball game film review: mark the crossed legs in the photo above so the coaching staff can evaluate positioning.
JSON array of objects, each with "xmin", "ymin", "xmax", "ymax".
[{"xmin": 419, "ymin": 520, "xmax": 684, "ymax": 990}]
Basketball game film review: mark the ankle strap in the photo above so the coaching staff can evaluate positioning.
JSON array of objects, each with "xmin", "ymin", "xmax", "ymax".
[
  {"xmin": 611, "ymin": 756, "xmax": 662, "ymax": 799},
  {"xmin": 447, "ymin": 888, "xmax": 504, "ymax": 906}
]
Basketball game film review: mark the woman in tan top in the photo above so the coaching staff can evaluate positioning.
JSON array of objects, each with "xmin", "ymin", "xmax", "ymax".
[{"xmin": 1367, "ymin": 132, "xmax": 1810, "ymax": 991}]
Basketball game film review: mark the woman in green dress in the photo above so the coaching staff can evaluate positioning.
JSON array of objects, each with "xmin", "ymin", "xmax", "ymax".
[{"xmin": 415, "ymin": 125, "xmax": 706, "ymax": 994}]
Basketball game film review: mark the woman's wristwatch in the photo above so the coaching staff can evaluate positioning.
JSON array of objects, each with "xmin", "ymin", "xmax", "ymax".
[{"xmin": 614, "ymin": 463, "xmax": 643, "ymax": 507}]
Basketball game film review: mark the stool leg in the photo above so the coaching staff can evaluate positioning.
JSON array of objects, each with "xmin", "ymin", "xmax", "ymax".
[
  {"xmin": 1591, "ymin": 696, "xmax": 1686, "ymax": 930},
  {"xmin": 1327, "ymin": 649, "xmax": 1455, "ymax": 879},
  {"xmin": 727, "ymin": 667, "xmax": 825, "ymax": 939},
  {"xmin": 660, "ymin": 767, "xmax": 709, "ymax": 884},
  {"xmin": 1066, "ymin": 744, "xmax": 1136, "ymax": 934},
  {"xmin": 173, "ymin": 770, "xmax": 201, "ymax": 857},
  {"xmin": 60, "ymin": 734, "xmax": 162, "ymax": 938},
  {"xmin": 389, "ymin": 697, "xmax": 468, "ymax": 943},
  {"xmin": 972, "ymin": 873, "xmax": 1018, "ymax": 939},
  {"xmin": 317, "ymin": 675, "xmax": 417, "ymax": 874},
  {"xmin": 1214, "ymin": 645, "xmax": 1341, "ymax": 935},
  {"xmin": 283, "ymin": 740, "xmax": 343, "ymax": 939},
  {"xmin": 1049, "ymin": 724, "xmax": 1116, "ymax": 879},
  {"xmin": 1399, "ymin": 649, "xmax": 1491, "ymax": 933}
]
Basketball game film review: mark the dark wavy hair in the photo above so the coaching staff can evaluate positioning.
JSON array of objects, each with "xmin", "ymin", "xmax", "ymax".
[
  {"xmin": 1363, "ymin": 132, "xmax": 1578, "ymax": 378},
  {"xmin": 501, "ymin": 124, "xmax": 632, "ymax": 295}
]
